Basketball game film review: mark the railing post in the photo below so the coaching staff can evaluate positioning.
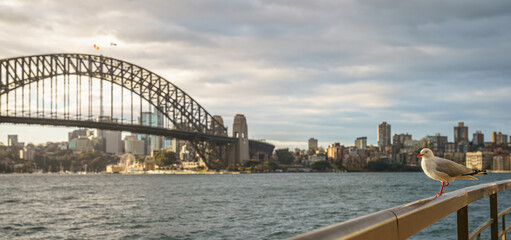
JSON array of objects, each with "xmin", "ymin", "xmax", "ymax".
[
  {"xmin": 457, "ymin": 206, "xmax": 469, "ymax": 240},
  {"xmin": 503, "ymin": 214, "xmax": 507, "ymax": 240},
  {"xmin": 490, "ymin": 193, "xmax": 498, "ymax": 240}
]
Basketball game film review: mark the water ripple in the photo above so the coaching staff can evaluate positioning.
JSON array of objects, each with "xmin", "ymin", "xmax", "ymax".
[{"xmin": 1, "ymin": 173, "xmax": 510, "ymax": 239}]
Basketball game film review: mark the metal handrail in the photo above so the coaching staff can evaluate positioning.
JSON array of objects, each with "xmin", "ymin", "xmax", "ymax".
[{"xmin": 288, "ymin": 180, "xmax": 511, "ymax": 240}]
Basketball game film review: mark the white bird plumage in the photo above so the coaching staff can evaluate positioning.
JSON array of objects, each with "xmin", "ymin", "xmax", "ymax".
[{"xmin": 418, "ymin": 148, "xmax": 486, "ymax": 197}]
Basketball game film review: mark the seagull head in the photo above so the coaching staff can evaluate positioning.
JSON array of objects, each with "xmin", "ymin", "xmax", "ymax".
[{"xmin": 417, "ymin": 148, "xmax": 434, "ymax": 159}]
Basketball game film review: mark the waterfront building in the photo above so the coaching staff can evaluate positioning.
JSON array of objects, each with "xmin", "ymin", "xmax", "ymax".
[
  {"xmin": 327, "ymin": 143, "xmax": 343, "ymax": 162},
  {"xmin": 492, "ymin": 154, "xmax": 510, "ymax": 171},
  {"xmin": 472, "ymin": 131, "xmax": 485, "ymax": 146},
  {"xmin": 454, "ymin": 122, "xmax": 469, "ymax": 145},
  {"xmin": 377, "ymin": 122, "xmax": 391, "ymax": 148},
  {"xmin": 355, "ymin": 137, "xmax": 367, "ymax": 150},
  {"xmin": 466, "ymin": 151, "xmax": 493, "ymax": 170},
  {"xmin": 308, "ymin": 138, "xmax": 318, "ymax": 152},
  {"xmin": 181, "ymin": 160, "xmax": 207, "ymax": 170},
  {"xmin": 308, "ymin": 155, "xmax": 326, "ymax": 163}
]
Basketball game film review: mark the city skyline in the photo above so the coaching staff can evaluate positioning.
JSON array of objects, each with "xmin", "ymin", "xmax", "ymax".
[
  {"xmin": 1, "ymin": 0, "xmax": 511, "ymax": 149},
  {"xmin": 2, "ymin": 120, "xmax": 509, "ymax": 150}
]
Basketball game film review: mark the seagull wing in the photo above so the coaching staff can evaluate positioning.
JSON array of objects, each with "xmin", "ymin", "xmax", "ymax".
[{"xmin": 435, "ymin": 157, "xmax": 478, "ymax": 180}]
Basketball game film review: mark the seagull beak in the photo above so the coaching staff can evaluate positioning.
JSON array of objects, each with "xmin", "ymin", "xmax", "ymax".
[{"xmin": 417, "ymin": 153, "xmax": 423, "ymax": 158}]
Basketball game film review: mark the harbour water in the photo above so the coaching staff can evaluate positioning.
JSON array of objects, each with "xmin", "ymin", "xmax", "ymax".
[{"xmin": 1, "ymin": 172, "xmax": 510, "ymax": 239}]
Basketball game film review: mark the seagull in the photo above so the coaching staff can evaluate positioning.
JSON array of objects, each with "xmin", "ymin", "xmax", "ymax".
[{"xmin": 417, "ymin": 148, "xmax": 486, "ymax": 197}]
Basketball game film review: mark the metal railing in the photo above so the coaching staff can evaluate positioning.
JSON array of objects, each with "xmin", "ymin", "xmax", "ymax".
[{"xmin": 288, "ymin": 180, "xmax": 511, "ymax": 240}]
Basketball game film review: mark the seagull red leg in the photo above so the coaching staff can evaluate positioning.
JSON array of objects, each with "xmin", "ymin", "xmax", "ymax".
[{"xmin": 436, "ymin": 182, "xmax": 447, "ymax": 197}]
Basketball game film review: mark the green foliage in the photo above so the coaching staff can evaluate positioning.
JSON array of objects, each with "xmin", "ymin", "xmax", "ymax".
[
  {"xmin": 264, "ymin": 161, "xmax": 279, "ymax": 170},
  {"xmin": 237, "ymin": 160, "xmax": 280, "ymax": 173},
  {"xmin": 244, "ymin": 160, "xmax": 260, "ymax": 167},
  {"xmin": 330, "ymin": 162, "xmax": 345, "ymax": 171},
  {"xmin": 275, "ymin": 149, "xmax": 295, "ymax": 164},
  {"xmin": 311, "ymin": 161, "xmax": 331, "ymax": 171},
  {"xmin": 154, "ymin": 151, "xmax": 178, "ymax": 167}
]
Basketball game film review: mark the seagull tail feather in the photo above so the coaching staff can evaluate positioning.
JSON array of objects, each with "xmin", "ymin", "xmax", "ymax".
[{"xmin": 464, "ymin": 169, "xmax": 487, "ymax": 177}]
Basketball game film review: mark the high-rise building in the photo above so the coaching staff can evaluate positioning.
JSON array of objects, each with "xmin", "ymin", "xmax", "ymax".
[
  {"xmin": 454, "ymin": 122, "xmax": 469, "ymax": 145},
  {"xmin": 495, "ymin": 132, "xmax": 509, "ymax": 146},
  {"xmin": 308, "ymin": 138, "xmax": 318, "ymax": 151},
  {"xmin": 327, "ymin": 143, "xmax": 343, "ymax": 162},
  {"xmin": 105, "ymin": 131, "xmax": 123, "ymax": 154},
  {"xmin": 377, "ymin": 122, "xmax": 391, "ymax": 147},
  {"xmin": 393, "ymin": 133, "xmax": 412, "ymax": 147},
  {"xmin": 355, "ymin": 137, "xmax": 367, "ymax": 149},
  {"xmin": 492, "ymin": 132, "xmax": 497, "ymax": 143},
  {"xmin": 96, "ymin": 116, "xmax": 123, "ymax": 154},
  {"xmin": 7, "ymin": 135, "xmax": 18, "ymax": 147},
  {"xmin": 139, "ymin": 108, "xmax": 164, "ymax": 154},
  {"xmin": 425, "ymin": 133, "xmax": 448, "ymax": 152},
  {"xmin": 472, "ymin": 131, "xmax": 484, "ymax": 146},
  {"xmin": 124, "ymin": 135, "xmax": 145, "ymax": 155}
]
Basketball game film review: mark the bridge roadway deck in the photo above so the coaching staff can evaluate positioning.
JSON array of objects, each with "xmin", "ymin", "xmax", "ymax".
[{"xmin": 0, "ymin": 116, "xmax": 237, "ymax": 143}]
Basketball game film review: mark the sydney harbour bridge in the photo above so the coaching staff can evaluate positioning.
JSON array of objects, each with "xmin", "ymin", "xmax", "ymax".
[{"xmin": 0, "ymin": 53, "xmax": 274, "ymax": 169}]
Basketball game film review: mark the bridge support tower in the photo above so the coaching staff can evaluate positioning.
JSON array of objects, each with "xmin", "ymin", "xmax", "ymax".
[{"xmin": 229, "ymin": 114, "xmax": 249, "ymax": 169}]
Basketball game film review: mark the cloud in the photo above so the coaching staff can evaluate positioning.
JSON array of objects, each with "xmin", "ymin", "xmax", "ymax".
[{"xmin": 1, "ymin": 0, "xmax": 511, "ymax": 147}]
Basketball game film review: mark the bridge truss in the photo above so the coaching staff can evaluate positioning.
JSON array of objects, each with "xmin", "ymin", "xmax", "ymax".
[{"xmin": 0, "ymin": 53, "xmax": 234, "ymax": 169}]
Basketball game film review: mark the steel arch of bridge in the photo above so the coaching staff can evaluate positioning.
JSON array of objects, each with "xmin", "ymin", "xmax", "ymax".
[{"xmin": 0, "ymin": 53, "xmax": 233, "ymax": 168}]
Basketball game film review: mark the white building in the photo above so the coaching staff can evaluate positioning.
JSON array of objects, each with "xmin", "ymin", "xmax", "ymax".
[
  {"xmin": 355, "ymin": 137, "xmax": 367, "ymax": 149},
  {"xmin": 21, "ymin": 145, "xmax": 36, "ymax": 161},
  {"xmin": 69, "ymin": 136, "xmax": 94, "ymax": 153},
  {"xmin": 308, "ymin": 155, "xmax": 326, "ymax": 163},
  {"xmin": 466, "ymin": 151, "xmax": 493, "ymax": 170},
  {"xmin": 58, "ymin": 142, "xmax": 68, "ymax": 150}
]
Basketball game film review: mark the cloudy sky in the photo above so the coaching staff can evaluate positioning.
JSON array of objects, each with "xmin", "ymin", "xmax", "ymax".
[{"xmin": 1, "ymin": 0, "xmax": 511, "ymax": 149}]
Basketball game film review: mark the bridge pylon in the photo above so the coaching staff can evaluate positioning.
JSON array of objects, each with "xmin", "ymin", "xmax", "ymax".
[{"xmin": 229, "ymin": 114, "xmax": 249, "ymax": 169}]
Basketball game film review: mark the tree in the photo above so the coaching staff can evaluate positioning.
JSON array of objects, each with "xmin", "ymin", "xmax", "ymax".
[
  {"xmin": 155, "ymin": 151, "xmax": 178, "ymax": 167},
  {"xmin": 311, "ymin": 161, "xmax": 331, "ymax": 171},
  {"xmin": 264, "ymin": 161, "xmax": 279, "ymax": 170},
  {"xmin": 275, "ymin": 149, "xmax": 295, "ymax": 164}
]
